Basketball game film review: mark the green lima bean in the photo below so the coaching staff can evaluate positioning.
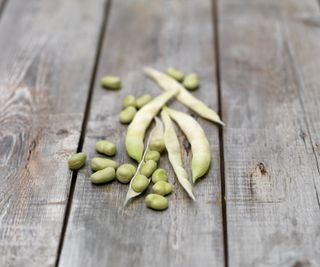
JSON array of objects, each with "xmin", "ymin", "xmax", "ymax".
[
  {"xmin": 145, "ymin": 150, "xmax": 160, "ymax": 162},
  {"xmin": 152, "ymin": 181, "xmax": 172, "ymax": 196},
  {"xmin": 131, "ymin": 174, "xmax": 149, "ymax": 193},
  {"xmin": 151, "ymin": 168, "xmax": 168, "ymax": 183},
  {"xmin": 90, "ymin": 167, "xmax": 115, "ymax": 184},
  {"xmin": 90, "ymin": 157, "xmax": 119, "ymax": 171},
  {"xmin": 101, "ymin": 76, "xmax": 121, "ymax": 90},
  {"xmin": 68, "ymin": 152, "xmax": 86, "ymax": 170},
  {"xmin": 166, "ymin": 67, "xmax": 184, "ymax": 82},
  {"xmin": 145, "ymin": 194, "xmax": 168, "ymax": 210},
  {"xmin": 116, "ymin": 164, "xmax": 136, "ymax": 183},
  {"xmin": 123, "ymin": 95, "xmax": 136, "ymax": 107},
  {"xmin": 119, "ymin": 106, "xmax": 137, "ymax": 124},
  {"xmin": 136, "ymin": 94, "xmax": 152, "ymax": 109},
  {"xmin": 140, "ymin": 160, "xmax": 157, "ymax": 177},
  {"xmin": 95, "ymin": 140, "xmax": 117, "ymax": 156},
  {"xmin": 183, "ymin": 73, "xmax": 199, "ymax": 90}
]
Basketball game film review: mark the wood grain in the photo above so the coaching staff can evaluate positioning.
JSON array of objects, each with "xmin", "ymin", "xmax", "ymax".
[
  {"xmin": 0, "ymin": 0, "xmax": 106, "ymax": 266},
  {"xmin": 59, "ymin": 0, "xmax": 224, "ymax": 266},
  {"xmin": 219, "ymin": 0, "xmax": 320, "ymax": 266}
]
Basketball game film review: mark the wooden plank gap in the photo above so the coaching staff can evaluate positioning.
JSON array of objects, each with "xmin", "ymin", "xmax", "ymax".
[
  {"xmin": 0, "ymin": 0, "xmax": 9, "ymax": 21},
  {"xmin": 54, "ymin": 1, "xmax": 112, "ymax": 266},
  {"xmin": 212, "ymin": 0, "xmax": 229, "ymax": 266},
  {"xmin": 282, "ymin": 20, "xmax": 320, "ymax": 211}
]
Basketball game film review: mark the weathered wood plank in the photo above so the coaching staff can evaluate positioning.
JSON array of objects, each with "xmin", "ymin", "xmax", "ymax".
[
  {"xmin": 59, "ymin": 0, "xmax": 224, "ymax": 266},
  {"xmin": 219, "ymin": 0, "xmax": 320, "ymax": 266},
  {"xmin": 0, "ymin": 0, "xmax": 106, "ymax": 266}
]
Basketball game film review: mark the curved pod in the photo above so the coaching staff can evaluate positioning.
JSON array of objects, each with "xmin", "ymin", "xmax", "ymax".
[
  {"xmin": 125, "ymin": 89, "xmax": 178, "ymax": 162},
  {"xmin": 165, "ymin": 107, "xmax": 211, "ymax": 183},
  {"xmin": 161, "ymin": 109, "xmax": 195, "ymax": 199},
  {"xmin": 144, "ymin": 67, "xmax": 224, "ymax": 126}
]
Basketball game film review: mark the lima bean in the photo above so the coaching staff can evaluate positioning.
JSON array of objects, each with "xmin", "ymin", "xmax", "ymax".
[
  {"xmin": 152, "ymin": 181, "xmax": 172, "ymax": 196},
  {"xmin": 68, "ymin": 152, "xmax": 86, "ymax": 170},
  {"xmin": 136, "ymin": 94, "xmax": 152, "ymax": 109},
  {"xmin": 166, "ymin": 67, "xmax": 184, "ymax": 82},
  {"xmin": 90, "ymin": 157, "xmax": 119, "ymax": 171},
  {"xmin": 119, "ymin": 106, "xmax": 137, "ymax": 124},
  {"xmin": 116, "ymin": 163, "xmax": 136, "ymax": 183},
  {"xmin": 90, "ymin": 167, "xmax": 115, "ymax": 184},
  {"xmin": 101, "ymin": 76, "xmax": 121, "ymax": 90},
  {"xmin": 151, "ymin": 168, "xmax": 168, "ymax": 183},
  {"xmin": 122, "ymin": 95, "xmax": 136, "ymax": 108},
  {"xmin": 140, "ymin": 160, "xmax": 157, "ymax": 177},
  {"xmin": 145, "ymin": 150, "xmax": 160, "ymax": 162},
  {"xmin": 149, "ymin": 138, "xmax": 166, "ymax": 153},
  {"xmin": 131, "ymin": 174, "xmax": 149, "ymax": 193},
  {"xmin": 95, "ymin": 140, "xmax": 117, "ymax": 156},
  {"xmin": 183, "ymin": 73, "xmax": 199, "ymax": 90},
  {"xmin": 145, "ymin": 194, "xmax": 168, "ymax": 211}
]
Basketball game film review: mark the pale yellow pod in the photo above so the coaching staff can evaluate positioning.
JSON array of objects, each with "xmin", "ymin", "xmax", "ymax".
[
  {"xmin": 161, "ymin": 109, "xmax": 195, "ymax": 199},
  {"xmin": 164, "ymin": 107, "xmax": 211, "ymax": 183},
  {"xmin": 144, "ymin": 67, "xmax": 224, "ymax": 125},
  {"xmin": 124, "ymin": 119, "xmax": 163, "ymax": 206},
  {"xmin": 125, "ymin": 89, "xmax": 178, "ymax": 162}
]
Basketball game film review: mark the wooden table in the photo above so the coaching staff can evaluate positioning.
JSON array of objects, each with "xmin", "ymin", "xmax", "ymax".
[{"xmin": 1, "ymin": 0, "xmax": 320, "ymax": 266}]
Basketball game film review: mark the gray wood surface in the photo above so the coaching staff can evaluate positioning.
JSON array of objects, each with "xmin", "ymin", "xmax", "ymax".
[
  {"xmin": 0, "ymin": 0, "xmax": 106, "ymax": 266},
  {"xmin": 219, "ymin": 0, "xmax": 320, "ymax": 266},
  {"xmin": 59, "ymin": 0, "xmax": 224, "ymax": 266}
]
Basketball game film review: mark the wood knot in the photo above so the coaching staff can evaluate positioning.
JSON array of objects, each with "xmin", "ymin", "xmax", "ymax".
[
  {"xmin": 56, "ymin": 129, "xmax": 69, "ymax": 136},
  {"xmin": 257, "ymin": 162, "xmax": 267, "ymax": 175},
  {"xmin": 292, "ymin": 260, "xmax": 311, "ymax": 267},
  {"xmin": 299, "ymin": 130, "xmax": 307, "ymax": 141}
]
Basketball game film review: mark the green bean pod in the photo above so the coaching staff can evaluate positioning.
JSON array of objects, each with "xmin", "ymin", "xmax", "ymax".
[
  {"xmin": 144, "ymin": 67, "xmax": 224, "ymax": 125},
  {"xmin": 119, "ymin": 106, "xmax": 137, "ymax": 124},
  {"xmin": 165, "ymin": 107, "xmax": 211, "ymax": 183},
  {"xmin": 125, "ymin": 89, "xmax": 179, "ymax": 162}
]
